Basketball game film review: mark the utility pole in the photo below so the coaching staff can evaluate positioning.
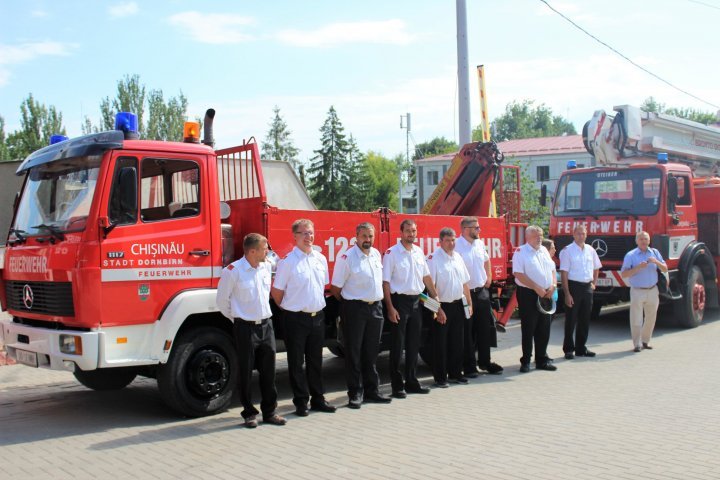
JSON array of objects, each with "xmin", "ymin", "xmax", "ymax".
[
  {"xmin": 456, "ymin": 0, "xmax": 471, "ymax": 146},
  {"xmin": 400, "ymin": 112, "xmax": 411, "ymax": 213}
]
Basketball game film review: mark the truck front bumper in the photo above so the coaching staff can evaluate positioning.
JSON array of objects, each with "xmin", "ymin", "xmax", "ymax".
[{"xmin": 0, "ymin": 317, "xmax": 99, "ymax": 372}]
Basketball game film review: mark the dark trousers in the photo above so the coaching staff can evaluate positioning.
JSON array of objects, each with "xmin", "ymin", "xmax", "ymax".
[
  {"xmin": 340, "ymin": 299, "xmax": 383, "ymax": 400},
  {"xmin": 234, "ymin": 318, "xmax": 278, "ymax": 420},
  {"xmin": 433, "ymin": 300, "xmax": 465, "ymax": 382},
  {"xmin": 283, "ymin": 310, "xmax": 326, "ymax": 408},
  {"xmin": 564, "ymin": 281, "xmax": 593, "ymax": 354},
  {"xmin": 517, "ymin": 286, "xmax": 552, "ymax": 366},
  {"xmin": 464, "ymin": 288, "xmax": 498, "ymax": 372},
  {"xmin": 388, "ymin": 294, "xmax": 423, "ymax": 392}
]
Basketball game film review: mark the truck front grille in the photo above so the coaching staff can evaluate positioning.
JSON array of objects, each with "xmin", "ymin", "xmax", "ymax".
[{"xmin": 5, "ymin": 281, "xmax": 75, "ymax": 317}]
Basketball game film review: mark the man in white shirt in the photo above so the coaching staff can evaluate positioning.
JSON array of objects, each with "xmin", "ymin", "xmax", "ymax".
[
  {"xmin": 382, "ymin": 219, "xmax": 443, "ymax": 398},
  {"xmin": 271, "ymin": 219, "xmax": 336, "ymax": 417},
  {"xmin": 427, "ymin": 227, "xmax": 472, "ymax": 387},
  {"xmin": 559, "ymin": 224, "xmax": 602, "ymax": 359},
  {"xmin": 331, "ymin": 222, "xmax": 391, "ymax": 409},
  {"xmin": 216, "ymin": 233, "xmax": 286, "ymax": 428},
  {"xmin": 455, "ymin": 216, "xmax": 503, "ymax": 377},
  {"xmin": 512, "ymin": 226, "xmax": 557, "ymax": 373}
]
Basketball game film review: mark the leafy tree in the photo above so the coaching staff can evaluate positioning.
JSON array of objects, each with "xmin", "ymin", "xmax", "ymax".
[
  {"xmin": 412, "ymin": 136, "xmax": 458, "ymax": 162},
  {"xmin": 506, "ymin": 157, "xmax": 549, "ymax": 230},
  {"xmin": 482, "ymin": 99, "xmax": 576, "ymax": 142},
  {"xmin": 0, "ymin": 115, "xmax": 10, "ymax": 161},
  {"xmin": 307, "ymin": 106, "xmax": 351, "ymax": 210},
  {"xmin": 344, "ymin": 135, "xmax": 374, "ymax": 211},
  {"xmin": 145, "ymin": 89, "xmax": 188, "ymax": 141},
  {"xmin": 641, "ymin": 96, "xmax": 717, "ymax": 125},
  {"xmin": 261, "ymin": 106, "xmax": 300, "ymax": 168},
  {"xmin": 5, "ymin": 94, "xmax": 66, "ymax": 160},
  {"xmin": 365, "ymin": 151, "xmax": 399, "ymax": 210}
]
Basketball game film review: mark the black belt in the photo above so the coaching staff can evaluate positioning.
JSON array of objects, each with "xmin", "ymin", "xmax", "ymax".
[
  {"xmin": 235, "ymin": 317, "xmax": 271, "ymax": 325},
  {"xmin": 291, "ymin": 311, "xmax": 321, "ymax": 317},
  {"xmin": 392, "ymin": 293, "xmax": 421, "ymax": 298},
  {"xmin": 441, "ymin": 298, "xmax": 464, "ymax": 305},
  {"xmin": 568, "ymin": 280, "xmax": 592, "ymax": 286},
  {"xmin": 470, "ymin": 286, "xmax": 486, "ymax": 293},
  {"xmin": 344, "ymin": 299, "xmax": 380, "ymax": 305}
]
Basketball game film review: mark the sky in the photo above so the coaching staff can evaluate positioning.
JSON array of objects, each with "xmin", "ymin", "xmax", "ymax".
[{"xmin": 1, "ymin": 0, "xmax": 719, "ymax": 162}]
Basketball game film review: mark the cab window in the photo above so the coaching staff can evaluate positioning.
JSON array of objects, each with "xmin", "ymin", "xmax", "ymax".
[{"xmin": 140, "ymin": 158, "xmax": 200, "ymax": 222}]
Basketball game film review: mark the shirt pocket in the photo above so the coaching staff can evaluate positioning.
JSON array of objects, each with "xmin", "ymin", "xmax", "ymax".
[
  {"xmin": 237, "ymin": 280, "xmax": 257, "ymax": 303},
  {"xmin": 312, "ymin": 260, "xmax": 327, "ymax": 283}
]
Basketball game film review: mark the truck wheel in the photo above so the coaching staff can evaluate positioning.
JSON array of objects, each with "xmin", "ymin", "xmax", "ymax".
[
  {"xmin": 157, "ymin": 327, "xmax": 237, "ymax": 417},
  {"xmin": 675, "ymin": 265, "xmax": 706, "ymax": 328},
  {"xmin": 74, "ymin": 367, "xmax": 137, "ymax": 391}
]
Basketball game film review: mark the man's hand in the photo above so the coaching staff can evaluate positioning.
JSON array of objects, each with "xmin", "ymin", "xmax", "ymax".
[
  {"xmin": 565, "ymin": 292, "xmax": 574, "ymax": 307},
  {"xmin": 387, "ymin": 305, "xmax": 400, "ymax": 324},
  {"xmin": 436, "ymin": 308, "xmax": 447, "ymax": 325}
]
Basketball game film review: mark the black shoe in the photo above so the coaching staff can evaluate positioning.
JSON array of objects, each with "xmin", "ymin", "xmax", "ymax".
[
  {"xmin": 519, "ymin": 364, "xmax": 530, "ymax": 373},
  {"xmin": 391, "ymin": 390, "xmax": 407, "ymax": 399},
  {"xmin": 295, "ymin": 406, "xmax": 309, "ymax": 417},
  {"xmin": 495, "ymin": 322, "xmax": 506, "ymax": 333},
  {"xmin": 642, "ymin": 343, "xmax": 653, "ymax": 350},
  {"xmin": 464, "ymin": 370, "xmax": 480, "ymax": 378},
  {"xmin": 432, "ymin": 381, "xmax": 449, "ymax": 388},
  {"xmin": 347, "ymin": 397, "xmax": 362, "ymax": 409},
  {"xmin": 479, "ymin": 362, "xmax": 504, "ymax": 374},
  {"xmin": 448, "ymin": 376, "xmax": 469, "ymax": 385},
  {"xmin": 633, "ymin": 346, "xmax": 642, "ymax": 352},
  {"xmin": 364, "ymin": 393, "xmax": 392, "ymax": 404},
  {"xmin": 406, "ymin": 385, "xmax": 431, "ymax": 394},
  {"xmin": 537, "ymin": 363, "xmax": 557, "ymax": 371},
  {"xmin": 576, "ymin": 349, "xmax": 596, "ymax": 357},
  {"xmin": 564, "ymin": 352, "xmax": 575, "ymax": 360},
  {"xmin": 310, "ymin": 401, "xmax": 336, "ymax": 413},
  {"xmin": 243, "ymin": 415, "xmax": 258, "ymax": 428}
]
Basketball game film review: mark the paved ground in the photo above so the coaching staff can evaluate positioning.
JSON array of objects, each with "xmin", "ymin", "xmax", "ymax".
[{"xmin": 1, "ymin": 307, "xmax": 719, "ymax": 480}]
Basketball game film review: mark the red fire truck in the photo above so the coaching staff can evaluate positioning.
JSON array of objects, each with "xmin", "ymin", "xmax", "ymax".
[
  {"xmin": 549, "ymin": 105, "xmax": 720, "ymax": 328},
  {"xmin": 0, "ymin": 110, "xmax": 521, "ymax": 416}
]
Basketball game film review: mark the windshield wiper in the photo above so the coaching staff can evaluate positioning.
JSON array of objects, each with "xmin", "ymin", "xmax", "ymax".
[
  {"xmin": 564, "ymin": 209, "xmax": 599, "ymax": 220},
  {"xmin": 32, "ymin": 223, "xmax": 66, "ymax": 241},
  {"xmin": 8, "ymin": 228, "xmax": 27, "ymax": 245},
  {"xmin": 598, "ymin": 207, "xmax": 639, "ymax": 220}
]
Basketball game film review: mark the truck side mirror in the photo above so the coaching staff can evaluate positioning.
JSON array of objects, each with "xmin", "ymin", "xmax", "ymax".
[{"xmin": 539, "ymin": 184, "xmax": 547, "ymax": 207}]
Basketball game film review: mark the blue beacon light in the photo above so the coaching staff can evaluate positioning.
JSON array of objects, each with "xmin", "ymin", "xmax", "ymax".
[
  {"xmin": 115, "ymin": 112, "xmax": 139, "ymax": 139},
  {"xmin": 566, "ymin": 160, "xmax": 577, "ymax": 170},
  {"xmin": 50, "ymin": 135, "xmax": 68, "ymax": 145},
  {"xmin": 657, "ymin": 152, "xmax": 668, "ymax": 164}
]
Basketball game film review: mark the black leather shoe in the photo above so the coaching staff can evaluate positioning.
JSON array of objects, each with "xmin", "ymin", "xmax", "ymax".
[
  {"xmin": 495, "ymin": 322, "xmax": 506, "ymax": 333},
  {"xmin": 519, "ymin": 364, "xmax": 530, "ymax": 373},
  {"xmin": 310, "ymin": 401, "xmax": 336, "ymax": 413},
  {"xmin": 448, "ymin": 376, "xmax": 469, "ymax": 385},
  {"xmin": 480, "ymin": 362, "xmax": 504, "ymax": 374},
  {"xmin": 364, "ymin": 393, "xmax": 392, "ymax": 404},
  {"xmin": 564, "ymin": 352, "xmax": 575, "ymax": 360},
  {"xmin": 537, "ymin": 363, "xmax": 557, "ymax": 371},
  {"xmin": 347, "ymin": 397, "xmax": 362, "ymax": 409},
  {"xmin": 642, "ymin": 343, "xmax": 653, "ymax": 350},
  {"xmin": 576, "ymin": 349, "xmax": 596, "ymax": 357},
  {"xmin": 464, "ymin": 370, "xmax": 480, "ymax": 378},
  {"xmin": 295, "ymin": 406, "xmax": 309, "ymax": 417},
  {"xmin": 391, "ymin": 390, "xmax": 407, "ymax": 399},
  {"xmin": 432, "ymin": 381, "xmax": 449, "ymax": 388},
  {"xmin": 406, "ymin": 385, "xmax": 430, "ymax": 394}
]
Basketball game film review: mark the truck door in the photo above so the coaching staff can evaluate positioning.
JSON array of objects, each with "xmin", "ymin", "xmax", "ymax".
[
  {"xmin": 100, "ymin": 154, "xmax": 213, "ymax": 328},
  {"xmin": 666, "ymin": 173, "xmax": 696, "ymax": 261}
]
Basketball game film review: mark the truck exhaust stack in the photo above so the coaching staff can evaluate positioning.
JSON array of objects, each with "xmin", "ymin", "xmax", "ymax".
[{"xmin": 203, "ymin": 109, "xmax": 215, "ymax": 148}]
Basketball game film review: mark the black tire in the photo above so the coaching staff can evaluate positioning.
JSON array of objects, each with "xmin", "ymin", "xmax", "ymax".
[
  {"xmin": 74, "ymin": 367, "xmax": 137, "ymax": 391},
  {"xmin": 157, "ymin": 327, "xmax": 237, "ymax": 417},
  {"xmin": 674, "ymin": 265, "xmax": 706, "ymax": 328}
]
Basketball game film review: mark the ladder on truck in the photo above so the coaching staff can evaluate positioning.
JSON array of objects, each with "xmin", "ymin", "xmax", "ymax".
[{"xmin": 584, "ymin": 105, "xmax": 720, "ymax": 177}]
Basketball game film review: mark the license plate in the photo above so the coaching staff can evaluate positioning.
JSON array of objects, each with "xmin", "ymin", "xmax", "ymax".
[
  {"xmin": 16, "ymin": 349, "xmax": 38, "ymax": 368},
  {"xmin": 596, "ymin": 278, "xmax": 612, "ymax": 287}
]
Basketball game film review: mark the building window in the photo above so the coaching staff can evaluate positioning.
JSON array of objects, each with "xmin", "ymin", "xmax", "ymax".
[
  {"xmin": 427, "ymin": 170, "xmax": 439, "ymax": 186},
  {"xmin": 537, "ymin": 165, "xmax": 550, "ymax": 182}
]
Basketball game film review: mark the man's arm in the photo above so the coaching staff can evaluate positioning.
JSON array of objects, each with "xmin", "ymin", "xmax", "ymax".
[
  {"xmin": 270, "ymin": 287, "xmax": 285, "ymax": 307},
  {"xmin": 483, "ymin": 259, "xmax": 492, "ymax": 288},
  {"xmin": 561, "ymin": 270, "xmax": 573, "ymax": 307},
  {"xmin": 382, "ymin": 281, "xmax": 399, "ymax": 323}
]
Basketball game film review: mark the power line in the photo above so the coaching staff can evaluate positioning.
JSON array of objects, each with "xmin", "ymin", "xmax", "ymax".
[
  {"xmin": 687, "ymin": 0, "xmax": 720, "ymax": 11},
  {"xmin": 538, "ymin": 0, "xmax": 719, "ymax": 109}
]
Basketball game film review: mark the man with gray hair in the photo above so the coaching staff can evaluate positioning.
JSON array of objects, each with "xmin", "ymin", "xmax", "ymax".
[{"xmin": 512, "ymin": 226, "xmax": 557, "ymax": 373}]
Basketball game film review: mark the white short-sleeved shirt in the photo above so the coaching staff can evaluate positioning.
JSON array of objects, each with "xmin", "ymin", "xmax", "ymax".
[
  {"xmin": 382, "ymin": 242, "xmax": 431, "ymax": 295},
  {"xmin": 427, "ymin": 248, "xmax": 471, "ymax": 303},
  {"xmin": 331, "ymin": 245, "xmax": 383, "ymax": 302},
  {"xmin": 455, "ymin": 236, "xmax": 490, "ymax": 289},
  {"xmin": 216, "ymin": 257, "xmax": 272, "ymax": 321},
  {"xmin": 273, "ymin": 246, "xmax": 329, "ymax": 312},
  {"xmin": 512, "ymin": 243, "xmax": 555, "ymax": 289},
  {"xmin": 559, "ymin": 242, "xmax": 602, "ymax": 283}
]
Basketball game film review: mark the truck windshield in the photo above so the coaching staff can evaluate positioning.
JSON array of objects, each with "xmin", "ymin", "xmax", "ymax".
[
  {"xmin": 553, "ymin": 168, "xmax": 662, "ymax": 217},
  {"xmin": 12, "ymin": 155, "xmax": 102, "ymax": 236}
]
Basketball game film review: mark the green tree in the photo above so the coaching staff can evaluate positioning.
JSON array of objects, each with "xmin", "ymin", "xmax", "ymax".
[
  {"xmin": 641, "ymin": 96, "xmax": 717, "ymax": 125},
  {"xmin": 412, "ymin": 137, "xmax": 458, "ymax": 162},
  {"xmin": 365, "ymin": 151, "xmax": 399, "ymax": 210},
  {"xmin": 506, "ymin": 157, "xmax": 549, "ymax": 230},
  {"xmin": 0, "ymin": 115, "xmax": 10, "ymax": 161},
  {"xmin": 145, "ymin": 89, "xmax": 188, "ymax": 141},
  {"xmin": 261, "ymin": 106, "xmax": 300, "ymax": 168},
  {"xmin": 344, "ymin": 135, "xmax": 374, "ymax": 211},
  {"xmin": 5, "ymin": 94, "xmax": 66, "ymax": 160},
  {"xmin": 483, "ymin": 99, "xmax": 576, "ymax": 142},
  {"xmin": 307, "ymin": 106, "xmax": 351, "ymax": 210}
]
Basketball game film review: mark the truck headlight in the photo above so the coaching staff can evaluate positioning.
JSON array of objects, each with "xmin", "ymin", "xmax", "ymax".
[{"xmin": 59, "ymin": 334, "xmax": 83, "ymax": 355}]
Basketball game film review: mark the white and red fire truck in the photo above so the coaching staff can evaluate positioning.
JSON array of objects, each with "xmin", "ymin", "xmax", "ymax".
[
  {"xmin": 549, "ymin": 105, "xmax": 720, "ymax": 328},
  {"xmin": 0, "ymin": 110, "xmax": 522, "ymax": 417}
]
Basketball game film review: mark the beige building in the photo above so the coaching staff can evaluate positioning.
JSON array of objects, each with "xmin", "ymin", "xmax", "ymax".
[{"xmin": 414, "ymin": 135, "xmax": 593, "ymax": 209}]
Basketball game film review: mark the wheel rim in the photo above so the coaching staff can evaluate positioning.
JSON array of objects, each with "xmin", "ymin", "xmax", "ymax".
[
  {"xmin": 692, "ymin": 283, "xmax": 706, "ymax": 322},
  {"xmin": 187, "ymin": 348, "xmax": 230, "ymax": 398}
]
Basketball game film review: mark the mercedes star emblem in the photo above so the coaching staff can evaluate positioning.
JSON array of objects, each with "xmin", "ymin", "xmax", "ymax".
[
  {"xmin": 22, "ymin": 284, "xmax": 34, "ymax": 309},
  {"xmin": 591, "ymin": 239, "xmax": 608, "ymax": 258}
]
